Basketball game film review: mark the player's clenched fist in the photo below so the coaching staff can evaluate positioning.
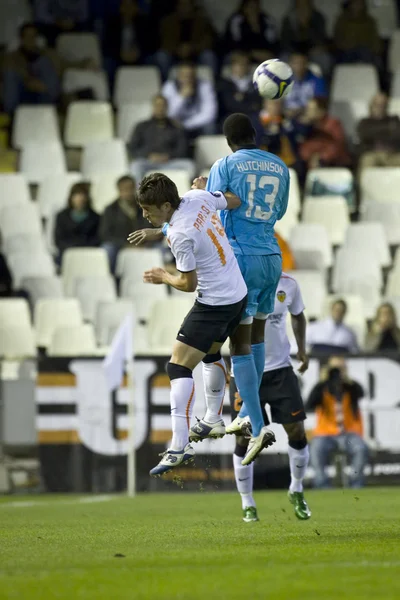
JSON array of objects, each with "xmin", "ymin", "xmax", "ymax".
[{"xmin": 191, "ymin": 176, "xmax": 208, "ymax": 190}]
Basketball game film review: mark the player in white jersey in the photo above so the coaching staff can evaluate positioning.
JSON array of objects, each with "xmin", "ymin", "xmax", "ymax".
[
  {"xmin": 128, "ymin": 173, "xmax": 275, "ymax": 477},
  {"xmin": 229, "ymin": 272, "xmax": 312, "ymax": 522}
]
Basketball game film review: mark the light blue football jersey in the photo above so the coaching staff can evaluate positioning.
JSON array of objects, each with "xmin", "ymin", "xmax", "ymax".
[{"xmin": 206, "ymin": 147, "xmax": 290, "ymax": 256}]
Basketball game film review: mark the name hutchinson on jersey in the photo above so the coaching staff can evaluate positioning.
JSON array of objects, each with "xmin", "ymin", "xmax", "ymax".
[{"xmin": 235, "ymin": 160, "xmax": 284, "ymax": 175}]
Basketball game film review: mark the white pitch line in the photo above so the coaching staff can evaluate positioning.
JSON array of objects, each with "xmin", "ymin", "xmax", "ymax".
[{"xmin": 0, "ymin": 495, "xmax": 116, "ymax": 509}]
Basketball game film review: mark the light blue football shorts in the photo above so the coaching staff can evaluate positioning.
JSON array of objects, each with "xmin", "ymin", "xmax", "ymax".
[{"xmin": 235, "ymin": 254, "xmax": 282, "ymax": 321}]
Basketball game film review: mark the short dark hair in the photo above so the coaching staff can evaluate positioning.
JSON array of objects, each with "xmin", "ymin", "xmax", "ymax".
[
  {"xmin": 117, "ymin": 175, "xmax": 135, "ymax": 187},
  {"xmin": 19, "ymin": 22, "xmax": 37, "ymax": 38},
  {"xmin": 223, "ymin": 113, "xmax": 255, "ymax": 146},
  {"xmin": 67, "ymin": 182, "xmax": 92, "ymax": 209},
  {"xmin": 138, "ymin": 173, "xmax": 181, "ymax": 209},
  {"xmin": 332, "ymin": 298, "xmax": 347, "ymax": 312}
]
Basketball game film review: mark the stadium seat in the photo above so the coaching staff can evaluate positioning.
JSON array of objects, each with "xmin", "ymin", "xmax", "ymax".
[
  {"xmin": 274, "ymin": 210, "xmax": 298, "ymax": 240},
  {"xmin": 65, "ymin": 102, "xmax": 114, "ymax": 147},
  {"xmin": 360, "ymin": 167, "xmax": 400, "ymax": 206},
  {"xmin": 195, "ymin": 135, "xmax": 232, "ymax": 170},
  {"xmin": 168, "ymin": 64, "xmax": 214, "ymax": 82},
  {"xmin": 95, "ymin": 299, "xmax": 135, "ymax": 346},
  {"xmin": 81, "ymin": 140, "xmax": 129, "ymax": 177},
  {"xmin": 0, "ymin": 203, "xmax": 42, "ymax": 240},
  {"xmin": 56, "ymin": 33, "xmax": 102, "ymax": 68},
  {"xmin": 368, "ymin": 0, "xmax": 397, "ymax": 38},
  {"xmin": 116, "ymin": 248, "xmax": 164, "ymax": 280},
  {"xmin": 62, "ymin": 69, "xmax": 110, "ymax": 102},
  {"xmin": 48, "ymin": 324, "xmax": 97, "ymax": 357},
  {"xmin": 121, "ymin": 277, "xmax": 168, "ymax": 322},
  {"xmin": 201, "ymin": 0, "xmax": 238, "ymax": 33},
  {"xmin": 322, "ymin": 294, "xmax": 367, "ymax": 348},
  {"xmin": 0, "ymin": 0, "xmax": 32, "ymax": 47},
  {"xmin": 305, "ymin": 166, "xmax": 353, "ymax": 194},
  {"xmin": 3, "ymin": 232, "xmax": 46, "ymax": 257},
  {"xmin": 21, "ymin": 275, "xmax": 64, "ymax": 307},
  {"xmin": 302, "ymin": 196, "xmax": 349, "ymax": 246},
  {"xmin": 61, "ymin": 248, "xmax": 110, "ymax": 296},
  {"xmin": 144, "ymin": 169, "xmax": 190, "ymax": 196},
  {"xmin": 113, "ymin": 66, "xmax": 161, "ymax": 107},
  {"xmin": 20, "ymin": 141, "xmax": 66, "ymax": 183},
  {"xmin": 0, "ymin": 174, "xmax": 30, "ymax": 207},
  {"xmin": 344, "ymin": 223, "xmax": 391, "ymax": 268},
  {"xmin": 90, "ymin": 172, "xmax": 122, "ymax": 214},
  {"xmin": 385, "ymin": 269, "xmax": 400, "ymax": 297},
  {"xmin": 117, "ymin": 102, "xmax": 152, "ymax": 143},
  {"xmin": 147, "ymin": 297, "xmax": 194, "ymax": 352},
  {"xmin": 389, "ymin": 28, "xmax": 400, "ymax": 73},
  {"xmin": 0, "ymin": 326, "xmax": 36, "ymax": 358},
  {"xmin": 313, "ymin": 0, "xmax": 341, "ymax": 37},
  {"xmin": 331, "ymin": 65, "xmax": 379, "ymax": 102},
  {"xmin": 285, "ymin": 270, "xmax": 327, "ymax": 319},
  {"xmin": 34, "ymin": 298, "xmax": 83, "ymax": 348},
  {"xmin": 72, "ymin": 275, "xmax": 117, "ymax": 322},
  {"xmin": 0, "ymin": 298, "xmax": 31, "ymax": 328},
  {"xmin": 289, "ymin": 224, "xmax": 333, "ymax": 270},
  {"xmin": 329, "ymin": 100, "xmax": 369, "ymax": 142},
  {"xmin": 6, "ymin": 250, "xmax": 56, "ymax": 289},
  {"xmin": 362, "ymin": 201, "xmax": 400, "ymax": 245},
  {"xmin": 37, "ymin": 172, "xmax": 82, "ymax": 219},
  {"xmin": 12, "ymin": 105, "xmax": 60, "ymax": 150},
  {"xmin": 288, "ymin": 168, "xmax": 301, "ymax": 217}
]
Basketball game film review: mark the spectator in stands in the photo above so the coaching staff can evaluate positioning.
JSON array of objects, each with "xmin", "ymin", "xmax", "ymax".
[
  {"xmin": 100, "ymin": 175, "xmax": 149, "ymax": 272},
  {"xmin": 298, "ymin": 97, "xmax": 351, "ymax": 169},
  {"xmin": 280, "ymin": 0, "xmax": 332, "ymax": 76},
  {"xmin": 3, "ymin": 22, "xmax": 60, "ymax": 114},
  {"xmin": 258, "ymin": 99, "xmax": 297, "ymax": 168},
  {"xmin": 334, "ymin": 0, "xmax": 381, "ymax": 66},
  {"xmin": 365, "ymin": 303, "xmax": 400, "ymax": 352},
  {"xmin": 284, "ymin": 51, "xmax": 327, "ymax": 118},
  {"xmin": 357, "ymin": 93, "xmax": 400, "ymax": 173},
  {"xmin": 129, "ymin": 94, "xmax": 194, "ymax": 181},
  {"xmin": 33, "ymin": 0, "xmax": 90, "ymax": 45},
  {"xmin": 54, "ymin": 183, "xmax": 100, "ymax": 264},
  {"xmin": 307, "ymin": 298, "xmax": 359, "ymax": 353},
  {"xmin": 218, "ymin": 52, "xmax": 261, "ymax": 124},
  {"xmin": 162, "ymin": 61, "xmax": 217, "ymax": 138},
  {"xmin": 224, "ymin": 0, "xmax": 278, "ymax": 63},
  {"xmin": 306, "ymin": 356, "xmax": 368, "ymax": 488},
  {"xmin": 275, "ymin": 232, "xmax": 296, "ymax": 271},
  {"xmin": 154, "ymin": 0, "xmax": 217, "ymax": 81}
]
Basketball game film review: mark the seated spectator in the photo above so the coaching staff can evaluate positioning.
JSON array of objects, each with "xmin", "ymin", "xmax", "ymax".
[
  {"xmin": 162, "ymin": 62, "xmax": 217, "ymax": 138},
  {"xmin": 129, "ymin": 94, "xmax": 195, "ymax": 182},
  {"xmin": 154, "ymin": 0, "xmax": 217, "ymax": 81},
  {"xmin": 306, "ymin": 356, "xmax": 368, "ymax": 489},
  {"xmin": 100, "ymin": 175, "xmax": 150, "ymax": 272},
  {"xmin": 275, "ymin": 232, "xmax": 296, "ymax": 271},
  {"xmin": 357, "ymin": 93, "xmax": 400, "ymax": 172},
  {"xmin": 284, "ymin": 51, "xmax": 327, "ymax": 118},
  {"xmin": 54, "ymin": 183, "xmax": 100, "ymax": 264},
  {"xmin": 225, "ymin": 0, "xmax": 278, "ymax": 64},
  {"xmin": 334, "ymin": 0, "xmax": 381, "ymax": 66},
  {"xmin": 365, "ymin": 303, "xmax": 400, "ymax": 352},
  {"xmin": 298, "ymin": 97, "xmax": 351, "ymax": 169},
  {"xmin": 258, "ymin": 99, "xmax": 297, "ymax": 167},
  {"xmin": 307, "ymin": 299, "xmax": 359, "ymax": 353},
  {"xmin": 218, "ymin": 52, "xmax": 261, "ymax": 123},
  {"xmin": 281, "ymin": 0, "xmax": 332, "ymax": 77},
  {"xmin": 3, "ymin": 22, "xmax": 60, "ymax": 114},
  {"xmin": 33, "ymin": 0, "xmax": 90, "ymax": 46}
]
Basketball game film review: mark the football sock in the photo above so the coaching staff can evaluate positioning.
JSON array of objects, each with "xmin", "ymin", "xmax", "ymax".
[
  {"xmin": 288, "ymin": 441, "xmax": 309, "ymax": 493},
  {"xmin": 232, "ymin": 354, "xmax": 264, "ymax": 436},
  {"xmin": 251, "ymin": 342, "xmax": 265, "ymax": 388},
  {"xmin": 233, "ymin": 453, "xmax": 255, "ymax": 509},
  {"xmin": 202, "ymin": 356, "xmax": 227, "ymax": 423},
  {"xmin": 167, "ymin": 363, "xmax": 195, "ymax": 451}
]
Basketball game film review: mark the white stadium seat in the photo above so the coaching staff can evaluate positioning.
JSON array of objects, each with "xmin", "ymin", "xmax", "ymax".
[
  {"xmin": 386, "ymin": 269, "xmax": 400, "ymax": 297},
  {"xmin": 72, "ymin": 275, "xmax": 117, "ymax": 322},
  {"xmin": 121, "ymin": 277, "xmax": 168, "ymax": 322},
  {"xmin": 61, "ymin": 248, "xmax": 110, "ymax": 296},
  {"xmin": 37, "ymin": 172, "xmax": 82, "ymax": 219},
  {"xmin": 274, "ymin": 210, "xmax": 298, "ymax": 240},
  {"xmin": 313, "ymin": 0, "xmax": 341, "ymax": 37},
  {"xmin": 21, "ymin": 276, "xmax": 64, "ymax": 306},
  {"xmin": 302, "ymin": 196, "xmax": 349, "ymax": 246},
  {"xmin": 289, "ymin": 224, "xmax": 332, "ymax": 270},
  {"xmin": 322, "ymin": 294, "xmax": 367, "ymax": 348},
  {"xmin": 0, "ymin": 0, "xmax": 32, "ymax": 47},
  {"xmin": 56, "ymin": 33, "xmax": 102, "ymax": 68},
  {"xmin": 285, "ymin": 270, "xmax": 327, "ymax": 319},
  {"xmin": 0, "ymin": 174, "xmax": 30, "ymax": 207},
  {"xmin": 6, "ymin": 250, "xmax": 56, "ymax": 289},
  {"xmin": 95, "ymin": 299, "xmax": 135, "ymax": 346},
  {"xmin": 195, "ymin": 135, "xmax": 232, "ymax": 170},
  {"xmin": 368, "ymin": 0, "xmax": 397, "ymax": 38},
  {"xmin": 20, "ymin": 141, "xmax": 66, "ymax": 183},
  {"xmin": 114, "ymin": 66, "xmax": 161, "ymax": 107},
  {"xmin": 0, "ymin": 203, "xmax": 42, "ymax": 239},
  {"xmin": 34, "ymin": 298, "xmax": 83, "ymax": 348},
  {"xmin": 329, "ymin": 100, "xmax": 369, "ymax": 142},
  {"xmin": 288, "ymin": 168, "xmax": 301, "ymax": 217},
  {"xmin": 389, "ymin": 29, "xmax": 400, "ymax": 73},
  {"xmin": 48, "ymin": 324, "xmax": 97, "ymax": 357},
  {"xmin": 12, "ymin": 105, "xmax": 60, "ymax": 149},
  {"xmin": 62, "ymin": 68, "xmax": 110, "ymax": 101},
  {"xmin": 306, "ymin": 167, "xmax": 353, "ymax": 194},
  {"xmin": 144, "ymin": 169, "xmax": 190, "ymax": 197},
  {"xmin": 0, "ymin": 298, "xmax": 31, "ymax": 328},
  {"xmin": 3, "ymin": 233, "xmax": 46, "ymax": 257},
  {"xmin": 90, "ymin": 172, "xmax": 122, "ymax": 214},
  {"xmin": 168, "ymin": 64, "xmax": 214, "ymax": 82},
  {"xmin": 117, "ymin": 102, "xmax": 152, "ymax": 143},
  {"xmin": 82, "ymin": 140, "xmax": 129, "ymax": 177},
  {"xmin": 390, "ymin": 69, "xmax": 400, "ymax": 98},
  {"xmin": 65, "ymin": 101, "xmax": 114, "ymax": 147},
  {"xmin": 0, "ymin": 325, "xmax": 36, "ymax": 358},
  {"xmin": 331, "ymin": 65, "xmax": 379, "ymax": 102},
  {"xmin": 344, "ymin": 223, "xmax": 391, "ymax": 268},
  {"xmin": 360, "ymin": 167, "xmax": 400, "ymax": 205},
  {"xmin": 148, "ymin": 297, "xmax": 194, "ymax": 352},
  {"xmin": 116, "ymin": 248, "xmax": 163, "ymax": 279},
  {"xmin": 362, "ymin": 201, "xmax": 400, "ymax": 245}
]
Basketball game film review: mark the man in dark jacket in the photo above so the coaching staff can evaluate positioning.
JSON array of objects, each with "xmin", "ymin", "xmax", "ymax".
[
  {"xmin": 99, "ymin": 175, "xmax": 149, "ymax": 272},
  {"xmin": 129, "ymin": 94, "xmax": 194, "ymax": 182},
  {"xmin": 218, "ymin": 52, "xmax": 261, "ymax": 124}
]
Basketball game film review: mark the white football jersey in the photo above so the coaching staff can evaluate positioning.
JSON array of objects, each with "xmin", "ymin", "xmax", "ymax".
[
  {"xmin": 167, "ymin": 189, "xmax": 247, "ymax": 306},
  {"xmin": 264, "ymin": 272, "xmax": 305, "ymax": 372}
]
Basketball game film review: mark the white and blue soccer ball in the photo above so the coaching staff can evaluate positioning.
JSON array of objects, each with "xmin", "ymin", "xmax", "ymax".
[{"xmin": 253, "ymin": 59, "xmax": 294, "ymax": 100}]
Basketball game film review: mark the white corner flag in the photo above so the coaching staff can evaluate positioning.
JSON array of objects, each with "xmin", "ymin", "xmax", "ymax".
[{"xmin": 102, "ymin": 312, "xmax": 136, "ymax": 497}]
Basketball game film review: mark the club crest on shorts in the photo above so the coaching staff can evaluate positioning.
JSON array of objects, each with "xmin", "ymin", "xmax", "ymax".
[{"xmin": 277, "ymin": 290, "xmax": 286, "ymax": 303}]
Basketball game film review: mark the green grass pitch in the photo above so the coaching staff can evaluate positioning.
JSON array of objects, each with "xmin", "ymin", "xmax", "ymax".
[{"xmin": 0, "ymin": 487, "xmax": 399, "ymax": 600}]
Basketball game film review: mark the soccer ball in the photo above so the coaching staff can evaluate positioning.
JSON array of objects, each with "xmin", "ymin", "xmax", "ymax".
[{"xmin": 253, "ymin": 59, "xmax": 294, "ymax": 100}]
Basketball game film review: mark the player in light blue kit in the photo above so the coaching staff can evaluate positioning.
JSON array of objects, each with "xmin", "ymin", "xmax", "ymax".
[{"xmin": 192, "ymin": 113, "xmax": 290, "ymax": 466}]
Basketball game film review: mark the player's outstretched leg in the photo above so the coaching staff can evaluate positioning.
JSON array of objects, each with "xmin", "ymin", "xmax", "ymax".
[
  {"xmin": 285, "ymin": 425, "xmax": 311, "ymax": 520},
  {"xmin": 233, "ymin": 441, "xmax": 259, "ymax": 522},
  {"xmin": 189, "ymin": 353, "xmax": 226, "ymax": 443},
  {"xmin": 150, "ymin": 362, "xmax": 195, "ymax": 477}
]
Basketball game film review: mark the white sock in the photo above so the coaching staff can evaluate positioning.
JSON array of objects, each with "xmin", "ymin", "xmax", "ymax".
[
  {"xmin": 288, "ymin": 444, "xmax": 309, "ymax": 493},
  {"xmin": 202, "ymin": 358, "xmax": 227, "ymax": 423},
  {"xmin": 170, "ymin": 377, "xmax": 195, "ymax": 450},
  {"xmin": 233, "ymin": 453, "xmax": 255, "ymax": 509}
]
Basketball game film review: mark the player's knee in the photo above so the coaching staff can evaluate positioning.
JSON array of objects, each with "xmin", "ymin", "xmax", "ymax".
[
  {"xmin": 166, "ymin": 362, "xmax": 193, "ymax": 381},
  {"xmin": 234, "ymin": 438, "xmax": 248, "ymax": 457},
  {"xmin": 286, "ymin": 422, "xmax": 307, "ymax": 445},
  {"xmin": 202, "ymin": 352, "xmax": 222, "ymax": 364}
]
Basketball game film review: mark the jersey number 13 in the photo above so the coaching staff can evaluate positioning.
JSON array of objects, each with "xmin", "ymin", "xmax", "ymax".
[{"xmin": 245, "ymin": 174, "xmax": 279, "ymax": 221}]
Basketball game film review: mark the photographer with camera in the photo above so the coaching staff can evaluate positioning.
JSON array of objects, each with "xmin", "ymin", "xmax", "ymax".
[{"xmin": 306, "ymin": 356, "xmax": 368, "ymax": 489}]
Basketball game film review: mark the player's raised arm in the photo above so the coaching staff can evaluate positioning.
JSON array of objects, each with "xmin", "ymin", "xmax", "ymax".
[{"xmin": 127, "ymin": 228, "xmax": 164, "ymax": 245}]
